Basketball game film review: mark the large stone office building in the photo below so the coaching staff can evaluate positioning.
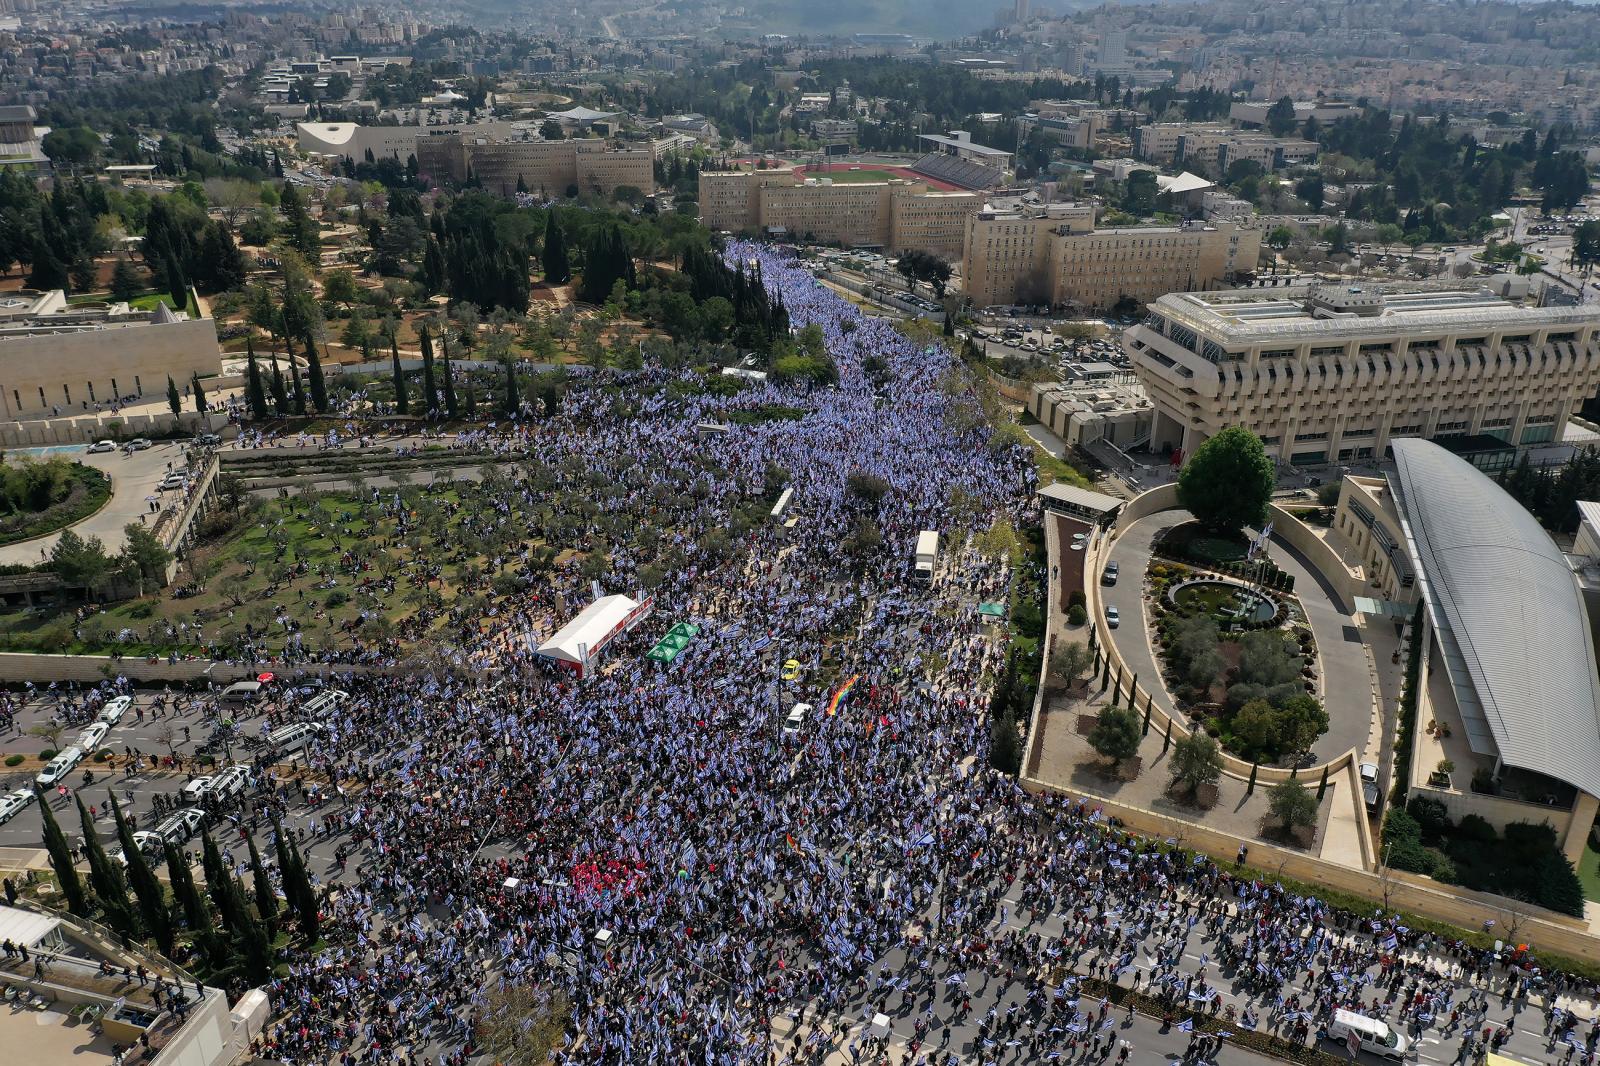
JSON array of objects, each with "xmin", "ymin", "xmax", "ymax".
[
  {"xmin": 1123, "ymin": 282, "xmax": 1600, "ymax": 465},
  {"xmin": 0, "ymin": 290, "xmax": 221, "ymax": 421},
  {"xmin": 961, "ymin": 197, "xmax": 1258, "ymax": 311},
  {"xmin": 697, "ymin": 169, "xmax": 981, "ymax": 261}
]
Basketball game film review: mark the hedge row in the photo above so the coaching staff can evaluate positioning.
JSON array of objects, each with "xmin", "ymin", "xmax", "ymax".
[{"xmin": 1062, "ymin": 973, "xmax": 1346, "ymax": 1065}]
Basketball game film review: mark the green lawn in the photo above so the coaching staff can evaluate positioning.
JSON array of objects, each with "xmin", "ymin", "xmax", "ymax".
[
  {"xmin": 804, "ymin": 168, "xmax": 902, "ymax": 183},
  {"xmin": 1580, "ymin": 843, "xmax": 1600, "ymax": 903},
  {"xmin": 128, "ymin": 292, "xmax": 200, "ymax": 317}
]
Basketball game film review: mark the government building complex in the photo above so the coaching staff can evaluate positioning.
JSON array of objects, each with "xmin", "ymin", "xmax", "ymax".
[
  {"xmin": 1123, "ymin": 283, "xmax": 1600, "ymax": 465},
  {"xmin": 298, "ymin": 121, "xmax": 655, "ymax": 199},
  {"xmin": 961, "ymin": 197, "xmax": 1258, "ymax": 311},
  {"xmin": 697, "ymin": 169, "xmax": 982, "ymax": 262}
]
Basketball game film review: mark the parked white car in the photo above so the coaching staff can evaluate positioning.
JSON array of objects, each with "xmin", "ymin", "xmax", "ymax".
[
  {"xmin": 87, "ymin": 440, "xmax": 116, "ymax": 454},
  {"xmin": 0, "ymin": 788, "xmax": 36, "ymax": 825},
  {"xmin": 98, "ymin": 695, "xmax": 133, "ymax": 725},
  {"xmin": 76, "ymin": 721, "xmax": 109, "ymax": 752}
]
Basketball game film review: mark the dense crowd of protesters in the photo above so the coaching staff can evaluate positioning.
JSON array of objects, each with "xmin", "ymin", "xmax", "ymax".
[{"xmin": 21, "ymin": 246, "xmax": 1594, "ymax": 1066}]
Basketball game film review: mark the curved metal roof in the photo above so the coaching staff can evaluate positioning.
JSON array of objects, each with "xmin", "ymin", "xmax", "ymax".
[{"xmin": 1389, "ymin": 438, "xmax": 1600, "ymax": 797}]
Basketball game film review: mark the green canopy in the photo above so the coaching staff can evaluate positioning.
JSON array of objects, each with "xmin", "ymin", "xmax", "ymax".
[
  {"xmin": 646, "ymin": 622, "xmax": 701, "ymax": 663},
  {"xmin": 978, "ymin": 602, "xmax": 1007, "ymax": 619}
]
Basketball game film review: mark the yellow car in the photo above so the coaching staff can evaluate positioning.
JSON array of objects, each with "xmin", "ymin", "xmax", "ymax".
[{"xmin": 781, "ymin": 659, "xmax": 802, "ymax": 682}]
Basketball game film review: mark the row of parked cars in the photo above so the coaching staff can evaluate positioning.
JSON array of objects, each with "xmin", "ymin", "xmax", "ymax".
[{"xmin": 33, "ymin": 695, "xmax": 135, "ymax": 791}]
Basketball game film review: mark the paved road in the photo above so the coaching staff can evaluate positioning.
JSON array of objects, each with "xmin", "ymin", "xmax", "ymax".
[
  {"xmin": 1101, "ymin": 510, "xmax": 1371, "ymax": 764},
  {"xmin": 0, "ymin": 440, "xmax": 194, "ymax": 564},
  {"xmin": 0, "ymin": 687, "xmax": 1593, "ymax": 1066}
]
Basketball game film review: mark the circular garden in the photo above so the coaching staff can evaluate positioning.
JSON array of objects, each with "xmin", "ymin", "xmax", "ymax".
[
  {"xmin": 0, "ymin": 456, "xmax": 112, "ymax": 547},
  {"xmin": 1146, "ymin": 523, "xmax": 1326, "ymax": 767}
]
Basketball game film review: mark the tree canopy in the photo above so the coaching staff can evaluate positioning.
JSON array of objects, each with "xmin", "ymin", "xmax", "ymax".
[{"xmin": 1177, "ymin": 427, "xmax": 1275, "ymax": 534}]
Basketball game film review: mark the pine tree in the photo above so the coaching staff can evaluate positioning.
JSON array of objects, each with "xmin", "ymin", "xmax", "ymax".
[
  {"xmin": 245, "ymin": 338, "xmax": 267, "ymax": 417},
  {"xmin": 77, "ymin": 795, "xmax": 139, "ymax": 940},
  {"xmin": 440, "ymin": 332, "xmax": 458, "ymax": 419},
  {"xmin": 39, "ymin": 795, "xmax": 89, "ymax": 916},
  {"xmin": 269, "ymin": 351, "xmax": 288, "ymax": 415},
  {"xmin": 112, "ymin": 795, "xmax": 173, "ymax": 956},
  {"xmin": 246, "ymin": 833, "xmax": 278, "ymax": 933},
  {"xmin": 541, "ymin": 212, "xmax": 570, "ymax": 284},
  {"xmin": 419, "ymin": 324, "xmax": 439, "ymax": 417},
  {"xmin": 191, "ymin": 372, "xmax": 208, "ymax": 413},
  {"xmin": 306, "ymin": 338, "xmax": 328, "ymax": 412},
  {"xmin": 110, "ymin": 257, "xmax": 142, "ymax": 302},
  {"xmin": 391, "ymin": 335, "xmax": 409, "ymax": 415},
  {"xmin": 166, "ymin": 376, "xmax": 182, "ymax": 417}
]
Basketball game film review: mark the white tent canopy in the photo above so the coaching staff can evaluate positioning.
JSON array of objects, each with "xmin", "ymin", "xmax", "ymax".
[
  {"xmin": 536, "ymin": 595, "xmax": 651, "ymax": 676},
  {"xmin": 0, "ymin": 907, "xmax": 62, "ymax": 949}
]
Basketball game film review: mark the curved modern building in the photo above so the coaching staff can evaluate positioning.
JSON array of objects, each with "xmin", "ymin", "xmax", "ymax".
[{"xmin": 1333, "ymin": 438, "xmax": 1600, "ymax": 859}]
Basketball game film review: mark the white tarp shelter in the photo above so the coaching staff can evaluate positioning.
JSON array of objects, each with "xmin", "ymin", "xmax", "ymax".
[{"xmin": 535, "ymin": 594, "xmax": 653, "ymax": 677}]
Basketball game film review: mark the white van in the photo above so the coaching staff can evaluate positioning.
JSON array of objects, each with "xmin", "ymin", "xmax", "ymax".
[
  {"xmin": 298, "ymin": 689, "xmax": 348, "ymax": 721},
  {"xmin": 219, "ymin": 680, "xmax": 264, "ymax": 707},
  {"xmin": 783, "ymin": 702, "xmax": 812, "ymax": 736},
  {"xmin": 1327, "ymin": 1009, "xmax": 1408, "ymax": 1060},
  {"xmin": 35, "ymin": 746, "xmax": 86, "ymax": 790},
  {"xmin": 266, "ymin": 721, "xmax": 324, "ymax": 756}
]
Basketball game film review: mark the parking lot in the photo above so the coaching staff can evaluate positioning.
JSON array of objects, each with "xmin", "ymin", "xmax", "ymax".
[{"xmin": 964, "ymin": 319, "xmax": 1134, "ymax": 375}]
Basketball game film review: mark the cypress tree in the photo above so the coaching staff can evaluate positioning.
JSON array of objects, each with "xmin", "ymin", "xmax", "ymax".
[
  {"xmin": 285, "ymin": 833, "xmax": 320, "ymax": 943},
  {"xmin": 77, "ymin": 795, "xmax": 139, "ymax": 940},
  {"xmin": 541, "ymin": 212, "xmax": 570, "ymax": 284},
  {"xmin": 420, "ymin": 324, "xmax": 439, "ymax": 417},
  {"xmin": 246, "ymin": 833, "xmax": 278, "ymax": 933},
  {"xmin": 290, "ymin": 349, "xmax": 307, "ymax": 416},
  {"xmin": 503, "ymin": 359, "xmax": 520, "ymax": 416},
  {"xmin": 391, "ymin": 335, "xmax": 409, "ymax": 415},
  {"xmin": 440, "ymin": 331, "xmax": 458, "ymax": 419},
  {"xmin": 420, "ymin": 237, "xmax": 442, "ymax": 295},
  {"xmin": 167, "ymin": 838, "xmax": 231, "ymax": 973},
  {"xmin": 201, "ymin": 831, "xmax": 243, "ymax": 934},
  {"xmin": 305, "ymin": 338, "xmax": 328, "ymax": 412},
  {"xmin": 39, "ymin": 795, "xmax": 89, "ymax": 916},
  {"xmin": 235, "ymin": 896, "xmax": 274, "ymax": 983},
  {"xmin": 268, "ymin": 351, "xmax": 288, "ymax": 415},
  {"xmin": 271, "ymin": 819, "xmax": 299, "ymax": 926},
  {"xmin": 165, "ymin": 840, "xmax": 206, "ymax": 931},
  {"xmin": 245, "ymin": 337, "xmax": 267, "ymax": 417},
  {"xmin": 112, "ymin": 795, "xmax": 173, "ymax": 956},
  {"xmin": 166, "ymin": 376, "xmax": 182, "ymax": 418},
  {"xmin": 165, "ymin": 253, "xmax": 188, "ymax": 312},
  {"xmin": 191, "ymin": 372, "xmax": 208, "ymax": 413}
]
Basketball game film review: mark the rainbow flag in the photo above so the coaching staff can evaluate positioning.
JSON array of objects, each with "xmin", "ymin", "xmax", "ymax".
[{"xmin": 825, "ymin": 675, "xmax": 860, "ymax": 717}]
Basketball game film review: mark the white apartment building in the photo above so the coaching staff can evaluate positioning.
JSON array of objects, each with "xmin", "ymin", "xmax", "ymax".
[{"xmin": 1124, "ymin": 283, "xmax": 1600, "ymax": 466}]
